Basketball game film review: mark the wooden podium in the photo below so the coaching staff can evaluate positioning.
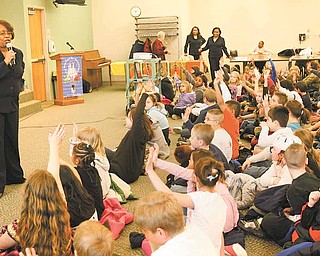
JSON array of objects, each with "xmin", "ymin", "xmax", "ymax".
[{"xmin": 50, "ymin": 53, "xmax": 85, "ymax": 106}]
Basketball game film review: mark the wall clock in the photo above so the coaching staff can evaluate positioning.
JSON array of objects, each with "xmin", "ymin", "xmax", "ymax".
[{"xmin": 130, "ymin": 6, "xmax": 141, "ymax": 17}]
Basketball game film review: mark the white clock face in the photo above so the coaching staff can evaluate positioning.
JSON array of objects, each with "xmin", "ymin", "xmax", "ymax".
[{"xmin": 130, "ymin": 6, "xmax": 141, "ymax": 17}]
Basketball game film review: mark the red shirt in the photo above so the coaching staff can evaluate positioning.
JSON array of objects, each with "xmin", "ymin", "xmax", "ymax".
[{"xmin": 221, "ymin": 108, "xmax": 239, "ymax": 159}]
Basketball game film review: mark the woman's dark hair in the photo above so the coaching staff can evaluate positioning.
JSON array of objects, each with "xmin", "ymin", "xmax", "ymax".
[
  {"xmin": 59, "ymin": 165, "xmax": 95, "ymax": 227},
  {"xmin": 212, "ymin": 27, "xmax": 221, "ymax": 35},
  {"xmin": 0, "ymin": 20, "xmax": 15, "ymax": 39},
  {"xmin": 189, "ymin": 26, "xmax": 201, "ymax": 36}
]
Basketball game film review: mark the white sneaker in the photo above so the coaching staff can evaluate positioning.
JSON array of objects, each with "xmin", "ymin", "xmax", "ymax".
[{"xmin": 173, "ymin": 127, "xmax": 182, "ymax": 134}]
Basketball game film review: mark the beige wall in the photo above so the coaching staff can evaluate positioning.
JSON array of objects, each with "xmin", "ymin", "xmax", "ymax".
[
  {"xmin": 93, "ymin": 0, "xmax": 320, "ymax": 59},
  {"xmin": 92, "ymin": 0, "xmax": 320, "ymax": 80}
]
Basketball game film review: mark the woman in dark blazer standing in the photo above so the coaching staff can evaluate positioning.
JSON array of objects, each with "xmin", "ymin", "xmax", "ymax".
[
  {"xmin": 199, "ymin": 27, "xmax": 231, "ymax": 81},
  {"xmin": 184, "ymin": 26, "xmax": 206, "ymax": 60},
  {"xmin": 0, "ymin": 20, "xmax": 25, "ymax": 197}
]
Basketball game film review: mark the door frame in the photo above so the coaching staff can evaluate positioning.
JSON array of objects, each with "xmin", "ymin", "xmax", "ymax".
[{"xmin": 26, "ymin": 6, "xmax": 50, "ymax": 101}]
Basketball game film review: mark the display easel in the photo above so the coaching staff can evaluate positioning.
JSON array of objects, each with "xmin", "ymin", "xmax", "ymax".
[{"xmin": 50, "ymin": 53, "xmax": 84, "ymax": 106}]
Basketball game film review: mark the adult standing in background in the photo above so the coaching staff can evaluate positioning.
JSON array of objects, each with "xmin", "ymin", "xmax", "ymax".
[
  {"xmin": 152, "ymin": 31, "xmax": 168, "ymax": 60},
  {"xmin": 250, "ymin": 40, "xmax": 272, "ymax": 73},
  {"xmin": 0, "ymin": 20, "xmax": 25, "ymax": 198},
  {"xmin": 184, "ymin": 26, "xmax": 206, "ymax": 60},
  {"xmin": 199, "ymin": 27, "xmax": 231, "ymax": 81}
]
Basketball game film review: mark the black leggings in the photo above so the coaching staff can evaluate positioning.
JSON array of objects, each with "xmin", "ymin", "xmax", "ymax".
[{"xmin": 162, "ymin": 128, "xmax": 170, "ymax": 146}]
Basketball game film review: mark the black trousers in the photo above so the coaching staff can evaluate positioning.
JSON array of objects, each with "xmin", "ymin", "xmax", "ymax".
[
  {"xmin": 0, "ymin": 111, "xmax": 24, "ymax": 192},
  {"xmin": 261, "ymin": 212, "xmax": 293, "ymax": 246},
  {"xmin": 209, "ymin": 56, "xmax": 221, "ymax": 81},
  {"xmin": 162, "ymin": 128, "xmax": 170, "ymax": 146}
]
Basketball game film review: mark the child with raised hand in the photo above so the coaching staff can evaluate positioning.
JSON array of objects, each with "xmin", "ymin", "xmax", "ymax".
[
  {"xmin": 108, "ymin": 80, "xmax": 154, "ymax": 183},
  {"xmin": 145, "ymin": 146, "xmax": 227, "ymax": 255},
  {"xmin": 213, "ymin": 72, "xmax": 240, "ymax": 159},
  {"xmin": 150, "ymin": 143, "xmax": 242, "ymax": 248},
  {"xmin": 48, "ymin": 124, "xmax": 97, "ymax": 227}
]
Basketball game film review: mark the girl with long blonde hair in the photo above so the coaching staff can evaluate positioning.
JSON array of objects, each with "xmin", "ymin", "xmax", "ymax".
[
  {"xmin": 18, "ymin": 170, "xmax": 72, "ymax": 255},
  {"xmin": 0, "ymin": 169, "xmax": 72, "ymax": 255}
]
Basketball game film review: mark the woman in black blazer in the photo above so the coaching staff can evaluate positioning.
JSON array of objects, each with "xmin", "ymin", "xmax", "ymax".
[
  {"xmin": 0, "ymin": 20, "xmax": 25, "ymax": 197},
  {"xmin": 199, "ymin": 27, "xmax": 231, "ymax": 81},
  {"xmin": 184, "ymin": 26, "xmax": 206, "ymax": 60}
]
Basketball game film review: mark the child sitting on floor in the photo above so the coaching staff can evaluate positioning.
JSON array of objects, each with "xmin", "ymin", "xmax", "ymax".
[
  {"xmin": 74, "ymin": 220, "xmax": 114, "ymax": 256},
  {"xmin": 134, "ymin": 191, "xmax": 218, "ymax": 256},
  {"xmin": 170, "ymin": 81, "xmax": 196, "ymax": 119},
  {"xmin": 145, "ymin": 93, "xmax": 171, "ymax": 145},
  {"xmin": 205, "ymin": 109, "xmax": 232, "ymax": 162},
  {"xmin": 150, "ymin": 144, "xmax": 244, "ymax": 249},
  {"xmin": 145, "ymin": 150, "xmax": 227, "ymax": 255}
]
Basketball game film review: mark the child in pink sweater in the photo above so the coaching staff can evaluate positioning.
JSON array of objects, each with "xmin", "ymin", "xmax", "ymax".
[{"xmin": 150, "ymin": 144, "xmax": 244, "ymax": 249}]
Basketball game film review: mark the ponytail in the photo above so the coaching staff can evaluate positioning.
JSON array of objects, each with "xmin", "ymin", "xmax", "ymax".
[
  {"xmin": 300, "ymin": 108, "xmax": 310, "ymax": 125},
  {"xmin": 194, "ymin": 157, "xmax": 225, "ymax": 187}
]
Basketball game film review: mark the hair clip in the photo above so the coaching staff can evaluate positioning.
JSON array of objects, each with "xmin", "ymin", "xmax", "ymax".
[{"xmin": 207, "ymin": 172, "xmax": 218, "ymax": 182}]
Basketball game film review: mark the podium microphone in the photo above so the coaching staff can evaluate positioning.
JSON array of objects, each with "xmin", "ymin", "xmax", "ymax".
[
  {"xmin": 6, "ymin": 43, "xmax": 16, "ymax": 66},
  {"xmin": 66, "ymin": 41, "xmax": 75, "ymax": 51}
]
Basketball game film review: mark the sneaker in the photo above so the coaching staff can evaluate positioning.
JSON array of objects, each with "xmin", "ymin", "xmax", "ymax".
[
  {"xmin": 171, "ymin": 114, "xmax": 180, "ymax": 120},
  {"xmin": 173, "ymin": 126, "xmax": 182, "ymax": 134},
  {"xmin": 238, "ymin": 219, "xmax": 267, "ymax": 239}
]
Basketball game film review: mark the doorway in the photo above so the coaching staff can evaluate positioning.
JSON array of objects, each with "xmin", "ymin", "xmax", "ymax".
[{"xmin": 28, "ymin": 8, "xmax": 47, "ymax": 102}]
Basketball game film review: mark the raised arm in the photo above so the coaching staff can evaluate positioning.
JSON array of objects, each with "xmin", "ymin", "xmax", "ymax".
[
  {"xmin": 269, "ymin": 59, "xmax": 277, "ymax": 84},
  {"xmin": 213, "ymin": 73, "xmax": 226, "ymax": 111},
  {"xmin": 47, "ymin": 124, "xmax": 66, "ymax": 199},
  {"xmin": 146, "ymin": 147, "xmax": 195, "ymax": 209}
]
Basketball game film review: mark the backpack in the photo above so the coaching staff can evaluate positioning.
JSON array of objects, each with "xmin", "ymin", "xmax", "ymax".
[
  {"xmin": 278, "ymin": 49, "xmax": 295, "ymax": 57},
  {"xmin": 143, "ymin": 38, "xmax": 152, "ymax": 53}
]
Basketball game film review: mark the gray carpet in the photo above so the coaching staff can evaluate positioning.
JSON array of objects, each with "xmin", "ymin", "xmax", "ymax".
[{"xmin": 0, "ymin": 83, "xmax": 282, "ymax": 255}]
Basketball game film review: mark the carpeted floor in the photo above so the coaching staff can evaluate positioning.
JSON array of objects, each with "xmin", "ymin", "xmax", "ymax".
[{"xmin": 0, "ymin": 83, "xmax": 282, "ymax": 255}]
